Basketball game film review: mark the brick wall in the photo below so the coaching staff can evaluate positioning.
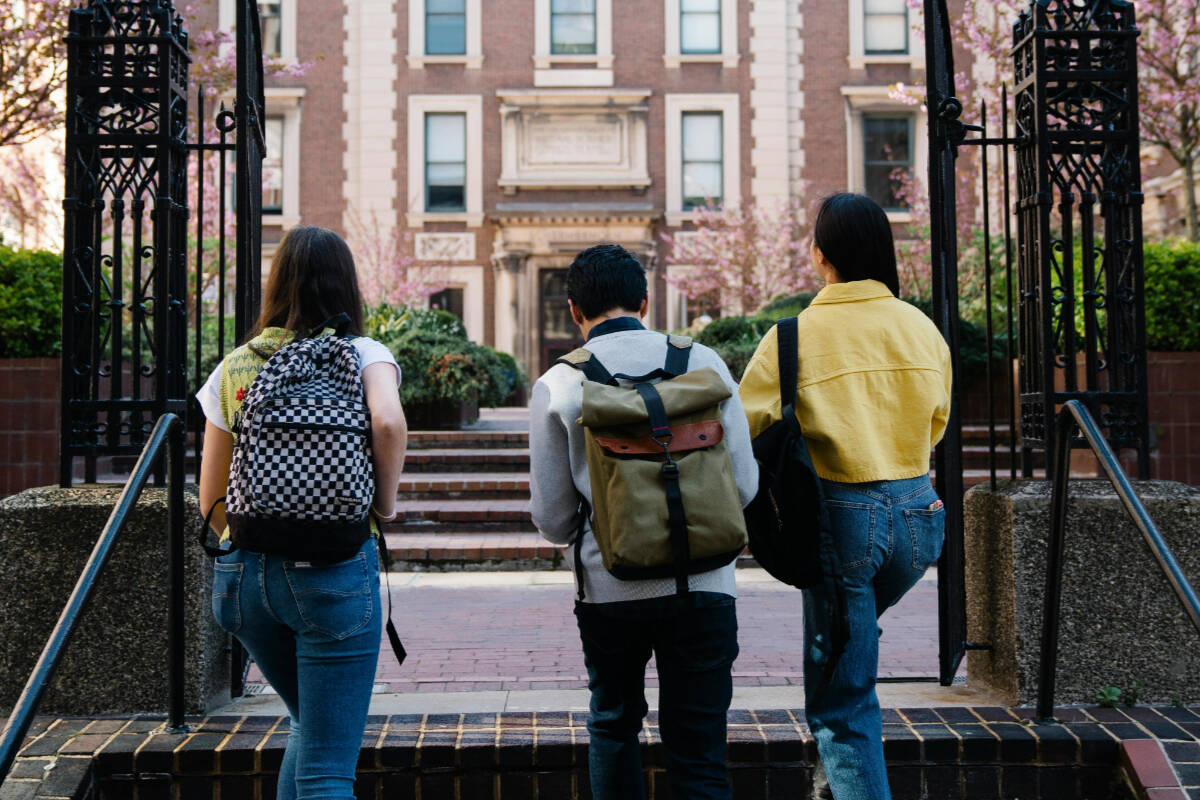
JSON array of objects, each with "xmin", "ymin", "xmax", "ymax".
[
  {"xmin": 0, "ymin": 359, "xmax": 59, "ymax": 497},
  {"xmin": 1148, "ymin": 351, "xmax": 1200, "ymax": 486}
]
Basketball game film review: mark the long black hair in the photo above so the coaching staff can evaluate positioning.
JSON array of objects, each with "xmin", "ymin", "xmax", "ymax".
[{"xmin": 812, "ymin": 193, "xmax": 900, "ymax": 297}]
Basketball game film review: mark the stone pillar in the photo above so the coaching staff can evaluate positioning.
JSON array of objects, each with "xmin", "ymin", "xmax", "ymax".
[
  {"xmin": 491, "ymin": 251, "xmax": 529, "ymax": 373},
  {"xmin": 964, "ymin": 479, "xmax": 1200, "ymax": 706},
  {"xmin": 0, "ymin": 486, "xmax": 229, "ymax": 715}
]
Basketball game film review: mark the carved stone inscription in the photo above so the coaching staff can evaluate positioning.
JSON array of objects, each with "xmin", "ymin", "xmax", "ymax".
[
  {"xmin": 414, "ymin": 233, "xmax": 476, "ymax": 262},
  {"xmin": 525, "ymin": 115, "xmax": 624, "ymax": 166}
]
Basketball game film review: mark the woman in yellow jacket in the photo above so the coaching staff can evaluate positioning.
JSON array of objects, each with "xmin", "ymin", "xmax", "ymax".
[{"xmin": 740, "ymin": 193, "xmax": 952, "ymax": 800}]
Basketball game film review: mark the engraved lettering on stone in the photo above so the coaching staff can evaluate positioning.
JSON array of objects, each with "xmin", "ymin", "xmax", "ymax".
[
  {"xmin": 524, "ymin": 115, "xmax": 624, "ymax": 167},
  {"xmin": 414, "ymin": 233, "xmax": 476, "ymax": 262}
]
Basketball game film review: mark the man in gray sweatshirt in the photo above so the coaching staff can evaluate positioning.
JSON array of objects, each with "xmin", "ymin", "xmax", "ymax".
[{"xmin": 529, "ymin": 244, "xmax": 758, "ymax": 800}]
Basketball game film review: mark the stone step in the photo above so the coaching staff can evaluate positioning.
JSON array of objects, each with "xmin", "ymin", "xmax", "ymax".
[
  {"xmin": 397, "ymin": 473, "xmax": 530, "ymax": 500},
  {"xmin": 402, "ymin": 448, "xmax": 530, "ymax": 473},
  {"xmin": 407, "ymin": 430, "xmax": 529, "ymax": 450},
  {"xmin": 385, "ymin": 532, "xmax": 562, "ymax": 567},
  {"xmin": 387, "ymin": 499, "xmax": 536, "ymax": 533}
]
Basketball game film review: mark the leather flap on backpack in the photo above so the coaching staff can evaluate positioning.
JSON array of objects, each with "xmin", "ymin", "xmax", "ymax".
[
  {"xmin": 580, "ymin": 367, "xmax": 731, "ymax": 427},
  {"xmin": 594, "ymin": 419, "xmax": 724, "ymax": 455}
]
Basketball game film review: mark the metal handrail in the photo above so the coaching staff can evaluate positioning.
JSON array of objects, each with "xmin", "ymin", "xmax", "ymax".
[
  {"xmin": 1037, "ymin": 400, "xmax": 1200, "ymax": 723},
  {"xmin": 0, "ymin": 413, "xmax": 188, "ymax": 781}
]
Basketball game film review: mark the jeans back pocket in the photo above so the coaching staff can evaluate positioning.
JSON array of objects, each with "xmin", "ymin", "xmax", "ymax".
[
  {"xmin": 283, "ymin": 552, "xmax": 373, "ymax": 640},
  {"xmin": 212, "ymin": 561, "xmax": 244, "ymax": 634},
  {"xmin": 904, "ymin": 503, "xmax": 946, "ymax": 569},
  {"xmin": 825, "ymin": 500, "xmax": 877, "ymax": 571}
]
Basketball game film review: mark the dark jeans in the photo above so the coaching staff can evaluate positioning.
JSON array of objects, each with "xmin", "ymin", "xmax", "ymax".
[{"xmin": 574, "ymin": 591, "xmax": 739, "ymax": 800}]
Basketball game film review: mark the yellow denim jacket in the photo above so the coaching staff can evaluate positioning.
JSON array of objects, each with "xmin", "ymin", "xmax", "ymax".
[{"xmin": 739, "ymin": 279, "xmax": 952, "ymax": 484}]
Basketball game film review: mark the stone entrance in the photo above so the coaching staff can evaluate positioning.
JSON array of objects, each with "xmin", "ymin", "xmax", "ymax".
[{"xmin": 489, "ymin": 208, "xmax": 658, "ymax": 378}]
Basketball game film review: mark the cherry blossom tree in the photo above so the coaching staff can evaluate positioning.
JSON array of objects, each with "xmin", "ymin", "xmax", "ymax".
[
  {"xmin": 346, "ymin": 208, "xmax": 448, "ymax": 308},
  {"xmin": 0, "ymin": 0, "xmax": 66, "ymax": 148},
  {"xmin": 1138, "ymin": 0, "xmax": 1200, "ymax": 241},
  {"xmin": 662, "ymin": 198, "xmax": 816, "ymax": 317}
]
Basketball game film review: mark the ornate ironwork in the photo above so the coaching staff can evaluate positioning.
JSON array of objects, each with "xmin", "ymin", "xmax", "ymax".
[
  {"xmin": 1012, "ymin": 0, "xmax": 1149, "ymax": 475},
  {"xmin": 235, "ymin": 0, "xmax": 266, "ymax": 342},
  {"xmin": 61, "ymin": 0, "xmax": 191, "ymax": 483}
]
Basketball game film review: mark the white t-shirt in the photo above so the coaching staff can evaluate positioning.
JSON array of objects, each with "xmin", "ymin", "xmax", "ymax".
[{"xmin": 196, "ymin": 336, "xmax": 401, "ymax": 433}]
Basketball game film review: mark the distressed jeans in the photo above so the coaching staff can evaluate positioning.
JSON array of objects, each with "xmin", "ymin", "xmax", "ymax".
[
  {"xmin": 212, "ymin": 537, "xmax": 382, "ymax": 800},
  {"xmin": 804, "ymin": 474, "xmax": 945, "ymax": 800}
]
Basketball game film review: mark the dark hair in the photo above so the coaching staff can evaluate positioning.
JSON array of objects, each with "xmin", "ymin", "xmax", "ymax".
[
  {"xmin": 812, "ymin": 193, "xmax": 900, "ymax": 297},
  {"xmin": 566, "ymin": 244, "xmax": 648, "ymax": 320},
  {"xmin": 246, "ymin": 225, "xmax": 366, "ymax": 341}
]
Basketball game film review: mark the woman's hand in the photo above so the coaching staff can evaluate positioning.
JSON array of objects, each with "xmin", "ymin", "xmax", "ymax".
[{"xmin": 363, "ymin": 362, "xmax": 407, "ymax": 521}]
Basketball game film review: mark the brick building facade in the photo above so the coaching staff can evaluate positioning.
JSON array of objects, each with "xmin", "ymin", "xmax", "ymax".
[{"xmin": 196, "ymin": 0, "xmax": 931, "ymax": 377}]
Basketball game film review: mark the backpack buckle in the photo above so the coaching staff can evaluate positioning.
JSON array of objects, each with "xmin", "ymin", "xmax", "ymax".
[{"xmin": 660, "ymin": 461, "xmax": 680, "ymax": 479}]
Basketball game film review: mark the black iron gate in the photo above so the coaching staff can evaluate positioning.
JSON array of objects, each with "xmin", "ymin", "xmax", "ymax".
[
  {"xmin": 923, "ymin": 0, "xmax": 1150, "ymax": 685},
  {"xmin": 62, "ymin": 0, "xmax": 266, "ymax": 697}
]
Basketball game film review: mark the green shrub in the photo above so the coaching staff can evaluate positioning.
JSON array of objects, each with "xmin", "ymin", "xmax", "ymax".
[
  {"xmin": 365, "ymin": 303, "xmax": 520, "ymax": 408},
  {"xmin": 0, "ymin": 247, "xmax": 61, "ymax": 358},
  {"xmin": 1144, "ymin": 240, "xmax": 1200, "ymax": 351},
  {"xmin": 759, "ymin": 291, "xmax": 816, "ymax": 319}
]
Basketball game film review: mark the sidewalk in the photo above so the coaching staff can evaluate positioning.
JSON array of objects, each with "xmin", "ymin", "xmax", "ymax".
[{"xmin": 230, "ymin": 567, "xmax": 993, "ymax": 715}]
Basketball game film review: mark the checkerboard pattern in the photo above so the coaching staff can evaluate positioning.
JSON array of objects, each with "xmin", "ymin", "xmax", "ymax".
[{"xmin": 227, "ymin": 335, "xmax": 374, "ymax": 527}]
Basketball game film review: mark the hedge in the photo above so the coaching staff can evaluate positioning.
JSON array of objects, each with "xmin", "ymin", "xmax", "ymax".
[
  {"xmin": 0, "ymin": 246, "xmax": 61, "ymax": 358},
  {"xmin": 1144, "ymin": 240, "xmax": 1200, "ymax": 351}
]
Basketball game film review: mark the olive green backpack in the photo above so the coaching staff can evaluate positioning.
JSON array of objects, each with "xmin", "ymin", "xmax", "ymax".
[{"xmin": 558, "ymin": 335, "xmax": 748, "ymax": 598}]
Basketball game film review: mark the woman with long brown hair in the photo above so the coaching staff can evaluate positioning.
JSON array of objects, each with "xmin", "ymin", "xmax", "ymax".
[{"xmin": 197, "ymin": 225, "xmax": 407, "ymax": 799}]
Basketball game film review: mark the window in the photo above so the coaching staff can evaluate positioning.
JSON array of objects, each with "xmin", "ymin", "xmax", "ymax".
[
  {"xmin": 258, "ymin": 1, "xmax": 282, "ymax": 57},
  {"xmin": 263, "ymin": 115, "xmax": 284, "ymax": 213},
  {"xmin": 426, "ymin": 0, "xmax": 466, "ymax": 55},
  {"xmin": 680, "ymin": 0, "xmax": 720, "ymax": 54},
  {"xmin": 682, "ymin": 112, "xmax": 723, "ymax": 210},
  {"xmin": 551, "ymin": 0, "xmax": 596, "ymax": 55},
  {"xmin": 429, "ymin": 287, "xmax": 465, "ymax": 320},
  {"xmin": 425, "ymin": 113, "xmax": 466, "ymax": 212},
  {"xmin": 864, "ymin": 0, "xmax": 908, "ymax": 55},
  {"xmin": 863, "ymin": 115, "xmax": 913, "ymax": 210},
  {"xmin": 407, "ymin": 95, "xmax": 483, "ymax": 225}
]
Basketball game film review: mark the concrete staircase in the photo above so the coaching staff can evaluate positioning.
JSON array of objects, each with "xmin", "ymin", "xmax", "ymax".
[{"xmin": 384, "ymin": 424, "xmax": 556, "ymax": 569}]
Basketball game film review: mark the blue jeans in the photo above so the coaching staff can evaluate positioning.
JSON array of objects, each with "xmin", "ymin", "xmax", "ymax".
[
  {"xmin": 804, "ymin": 474, "xmax": 945, "ymax": 800},
  {"xmin": 574, "ymin": 592, "xmax": 739, "ymax": 800},
  {"xmin": 212, "ymin": 537, "xmax": 382, "ymax": 800}
]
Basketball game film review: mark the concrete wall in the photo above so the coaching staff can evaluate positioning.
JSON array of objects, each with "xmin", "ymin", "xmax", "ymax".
[
  {"xmin": 965, "ymin": 479, "xmax": 1200, "ymax": 707},
  {"xmin": 0, "ymin": 487, "xmax": 229, "ymax": 715}
]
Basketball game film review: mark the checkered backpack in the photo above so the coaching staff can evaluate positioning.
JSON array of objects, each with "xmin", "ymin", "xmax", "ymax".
[{"xmin": 218, "ymin": 313, "xmax": 375, "ymax": 562}]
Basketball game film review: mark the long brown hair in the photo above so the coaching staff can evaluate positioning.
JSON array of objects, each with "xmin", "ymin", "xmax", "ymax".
[{"xmin": 245, "ymin": 225, "xmax": 367, "ymax": 342}]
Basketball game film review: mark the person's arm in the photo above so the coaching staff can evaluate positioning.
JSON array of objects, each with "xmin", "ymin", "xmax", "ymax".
[
  {"xmin": 363, "ymin": 361, "xmax": 407, "ymax": 519},
  {"xmin": 199, "ymin": 421, "xmax": 233, "ymax": 535},
  {"xmin": 930, "ymin": 340, "xmax": 953, "ymax": 448},
  {"xmin": 737, "ymin": 325, "xmax": 784, "ymax": 440},
  {"xmin": 711, "ymin": 356, "xmax": 760, "ymax": 508},
  {"xmin": 528, "ymin": 377, "xmax": 581, "ymax": 544}
]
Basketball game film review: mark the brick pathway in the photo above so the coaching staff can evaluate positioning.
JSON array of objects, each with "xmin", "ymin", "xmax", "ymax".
[{"xmin": 246, "ymin": 570, "xmax": 945, "ymax": 693}]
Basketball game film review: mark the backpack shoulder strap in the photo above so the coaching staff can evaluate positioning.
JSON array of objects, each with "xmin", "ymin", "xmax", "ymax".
[
  {"xmin": 557, "ymin": 348, "xmax": 618, "ymax": 386},
  {"xmin": 664, "ymin": 334, "xmax": 692, "ymax": 377},
  {"xmin": 776, "ymin": 317, "xmax": 800, "ymax": 433}
]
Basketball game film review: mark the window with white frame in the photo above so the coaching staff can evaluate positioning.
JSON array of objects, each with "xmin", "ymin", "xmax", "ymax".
[
  {"xmin": 682, "ymin": 112, "xmax": 723, "ymax": 209},
  {"xmin": 425, "ymin": 113, "xmax": 467, "ymax": 212},
  {"xmin": 533, "ymin": 0, "xmax": 612, "ymax": 72},
  {"xmin": 426, "ymin": 0, "xmax": 466, "ymax": 55},
  {"xmin": 263, "ymin": 115, "xmax": 284, "ymax": 213},
  {"xmin": 864, "ymin": 0, "xmax": 909, "ymax": 54},
  {"xmin": 862, "ymin": 115, "xmax": 913, "ymax": 211},
  {"xmin": 664, "ymin": 0, "xmax": 737, "ymax": 67},
  {"xmin": 551, "ymin": 0, "xmax": 596, "ymax": 54},
  {"xmin": 665, "ymin": 94, "xmax": 740, "ymax": 224},
  {"xmin": 408, "ymin": 0, "xmax": 482, "ymax": 67},
  {"xmin": 407, "ymin": 95, "xmax": 483, "ymax": 226},
  {"xmin": 681, "ymin": 0, "xmax": 720, "ymax": 54},
  {"xmin": 259, "ymin": 1, "xmax": 282, "ymax": 57}
]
